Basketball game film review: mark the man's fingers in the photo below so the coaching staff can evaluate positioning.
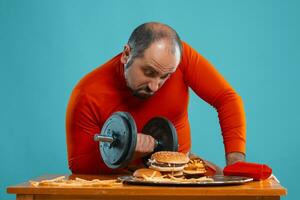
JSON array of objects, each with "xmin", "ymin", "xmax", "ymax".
[{"xmin": 135, "ymin": 134, "xmax": 155, "ymax": 153}]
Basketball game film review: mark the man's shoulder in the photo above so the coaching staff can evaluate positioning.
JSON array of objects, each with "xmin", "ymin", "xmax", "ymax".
[
  {"xmin": 178, "ymin": 40, "xmax": 207, "ymax": 72},
  {"xmin": 72, "ymin": 54, "xmax": 123, "ymax": 98},
  {"xmin": 77, "ymin": 54, "xmax": 122, "ymax": 86},
  {"xmin": 177, "ymin": 41, "xmax": 192, "ymax": 72}
]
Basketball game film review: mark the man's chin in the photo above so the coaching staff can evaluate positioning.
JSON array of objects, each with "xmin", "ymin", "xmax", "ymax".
[{"xmin": 133, "ymin": 91, "xmax": 153, "ymax": 99}]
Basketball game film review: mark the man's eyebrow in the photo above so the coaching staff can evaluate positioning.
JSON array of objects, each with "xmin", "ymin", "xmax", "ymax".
[
  {"xmin": 144, "ymin": 65, "xmax": 174, "ymax": 79},
  {"xmin": 144, "ymin": 65, "xmax": 159, "ymax": 74}
]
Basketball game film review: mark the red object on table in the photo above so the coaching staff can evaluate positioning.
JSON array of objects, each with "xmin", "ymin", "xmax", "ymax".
[{"xmin": 223, "ymin": 161, "xmax": 272, "ymax": 180}]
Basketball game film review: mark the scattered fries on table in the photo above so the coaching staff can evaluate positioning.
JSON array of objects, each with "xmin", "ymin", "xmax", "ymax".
[
  {"xmin": 29, "ymin": 176, "xmax": 122, "ymax": 187},
  {"xmin": 140, "ymin": 174, "xmax": 213, "ymax": 183}
]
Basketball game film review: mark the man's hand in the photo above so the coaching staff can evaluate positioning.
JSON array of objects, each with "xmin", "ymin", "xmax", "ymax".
[
  {"xmin": 126, "ymin": 133, "xmax": 156, "ymax": 171},
  {"xmin": 226, "ymin": 152, "xmax": 245, "ymax": 166},
  {"xmin": 134, "ymin": 133, "xmax": 156, "ymax": 159}
]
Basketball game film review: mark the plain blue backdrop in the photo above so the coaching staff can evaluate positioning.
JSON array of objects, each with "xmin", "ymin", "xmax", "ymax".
[{"xmin": 1, "ymin": 0, "xmax": 299, "ymax": 199}]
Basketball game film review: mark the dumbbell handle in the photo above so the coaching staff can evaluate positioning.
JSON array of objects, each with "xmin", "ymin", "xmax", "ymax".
[
  {"xmin": 154, "ymin": 139, "xmax": 159, "ymax": 151},
  {"xmin": 94, "ymin": 133, "xmax": 159, "ymax": 149},
  {"xmin": 94, "ymin": 134, "xmax": 114, "ymax": 143}
]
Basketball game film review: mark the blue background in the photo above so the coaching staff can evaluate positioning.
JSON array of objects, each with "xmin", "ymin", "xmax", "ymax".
[{"xmin": 1, "ymin": 0, "xmax": 299, "ymax": 199}]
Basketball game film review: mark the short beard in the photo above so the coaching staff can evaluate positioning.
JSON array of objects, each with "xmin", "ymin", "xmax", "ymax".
[
  {"xmin": 132, "ymin": 89, "xmax": 153, "ymax": 99},
  {"xmin": 127, "ymin": 81, "xmax": 154, "ymax": 99},
  {"xmin": 124, "ymin": 57, "xmax": 154, "ymax": 99}
]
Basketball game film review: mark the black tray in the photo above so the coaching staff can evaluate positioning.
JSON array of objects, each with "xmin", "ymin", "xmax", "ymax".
[{"xmin": 118, "ymin": 175, "xmax": 253, "ymax": 186}]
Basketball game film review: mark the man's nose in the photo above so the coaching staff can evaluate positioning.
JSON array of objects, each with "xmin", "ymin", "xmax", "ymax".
[{"xmin": 148, "ymin": 78, "xmax": 161, "ymax": 93}]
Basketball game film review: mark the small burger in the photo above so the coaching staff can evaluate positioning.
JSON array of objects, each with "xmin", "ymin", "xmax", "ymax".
[
  {"xmin": 133, "ymin": 168, "xmax": 162, "ymax": 179},
  {"xmin": 148, "ymin": 151, "xmax": 189, "ymax": 176}
]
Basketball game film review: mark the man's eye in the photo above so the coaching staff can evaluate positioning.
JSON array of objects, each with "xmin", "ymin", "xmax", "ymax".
[
  {"xmin": 160, "ymin": 74, "xmax": 170, "ymax": 79},
  {"xmin": 144, "ymin": 69, "xmax": 155, "ymax": 77}
]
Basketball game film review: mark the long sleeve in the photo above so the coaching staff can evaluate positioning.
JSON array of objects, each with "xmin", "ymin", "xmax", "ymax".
[
  {"xmin": 66, "ymin": 88, "xmax": 112, "ymax": 174},
  {"xmin": 180, "ymin": 41, "xmax": 246, "ymax": 154}
]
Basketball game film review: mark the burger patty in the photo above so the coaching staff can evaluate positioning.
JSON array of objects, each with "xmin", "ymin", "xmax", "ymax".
[{"xmin": 151, "ymin": 162, "xmax": 186, "ymax": 168}]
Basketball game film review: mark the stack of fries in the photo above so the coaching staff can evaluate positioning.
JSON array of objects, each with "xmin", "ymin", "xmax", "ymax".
[
  {"xmin": 30, "ymin": 176, "xmax": 122, "ymax": 187},
  {"xmin": 184, "ymin": 158, "xmax": 206, "ymax": 173}
]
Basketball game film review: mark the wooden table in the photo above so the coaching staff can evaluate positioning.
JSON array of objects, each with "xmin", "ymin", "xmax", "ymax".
[{"xmin": 7, "ymin": 174, "xmax": 287, "ymax": 200}]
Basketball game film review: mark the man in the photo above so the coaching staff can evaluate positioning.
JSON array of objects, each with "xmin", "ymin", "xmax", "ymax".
[{"xmin": 66, "ymin": 22, "xmax": 246, "ymax": 174}]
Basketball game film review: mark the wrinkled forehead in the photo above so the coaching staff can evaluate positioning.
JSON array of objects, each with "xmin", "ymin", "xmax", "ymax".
[{"xmin": 142, "ymin": 41, "xmax": 181, "ymax": 74}]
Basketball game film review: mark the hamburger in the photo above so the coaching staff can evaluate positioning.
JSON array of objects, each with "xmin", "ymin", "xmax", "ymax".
[
  {"xmin": 133, "ymin": 168, "xmax": 162, "ymax": 178},
  {"xmin": 148, "ymin": 151, "xmax": 189, "ymax": 176}
]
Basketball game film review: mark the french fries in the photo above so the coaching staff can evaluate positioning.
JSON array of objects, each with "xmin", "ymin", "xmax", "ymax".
[
  {"xmin": 138, "ymin": 174, "xmax": 213, "ymax": 183},
  {"xmin": 184, "ymin": 159, "xmax": 206, "ymax": 172},
  {"xmin": 29, "ymin": 176, "xmax": 122, "ymax": 187}
]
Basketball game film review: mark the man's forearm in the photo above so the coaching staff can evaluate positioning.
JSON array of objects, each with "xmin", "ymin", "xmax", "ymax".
[{"xmin": 226, "ymin": 152, "xmax": 245, "ymax": 166}]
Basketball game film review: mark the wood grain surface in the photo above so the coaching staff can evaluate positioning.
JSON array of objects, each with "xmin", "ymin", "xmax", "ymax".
[{"xmin": 7, "ymin": 174, "xmax": 287, "ymax": 200}]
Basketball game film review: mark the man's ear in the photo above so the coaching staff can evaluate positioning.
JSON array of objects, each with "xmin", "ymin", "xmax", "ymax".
[{"xmin": 121, "ymin": 44, "xmax": 131, "ymax": 64}]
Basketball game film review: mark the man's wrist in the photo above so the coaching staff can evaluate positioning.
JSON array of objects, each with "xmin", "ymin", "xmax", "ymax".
[{"xmin": 226, "ymin": 152, "xmax": 245, "ymax": 166}]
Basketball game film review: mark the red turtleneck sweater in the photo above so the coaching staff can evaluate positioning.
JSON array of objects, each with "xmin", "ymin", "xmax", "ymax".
[{"xmin": 66, "ymin": 41, "xmax": 246, "ymax": 174}]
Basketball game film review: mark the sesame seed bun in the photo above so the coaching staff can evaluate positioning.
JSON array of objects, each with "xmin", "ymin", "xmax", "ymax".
[
  {"xmin": 148, "ymin": 151, "xmax": 189, "ymax": 172},
  {"xmin": 150, "ymin": 151, "xmax": 189, "ymax": 164},
  {"xmin": 133, "ymin": 168, "xmax": 162, "ymax": 178}
]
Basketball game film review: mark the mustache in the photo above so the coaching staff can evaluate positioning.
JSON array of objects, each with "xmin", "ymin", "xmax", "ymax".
[
  {"xmin": 131, "ymin": 86, "xmax": 155, "ymax": 99},
  {"xmin": 139, "ymin": 86, "xmax": 154, "ymax": 94}
]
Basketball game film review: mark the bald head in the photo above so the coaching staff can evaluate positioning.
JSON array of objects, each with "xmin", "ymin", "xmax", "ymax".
[
  {"xmin": 127, "ymin": 22, "xmax": 182, "ymax": 60},
  {"xmin": 121, "ymin": 22, "xmax": 182, "ymax": 99}
]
